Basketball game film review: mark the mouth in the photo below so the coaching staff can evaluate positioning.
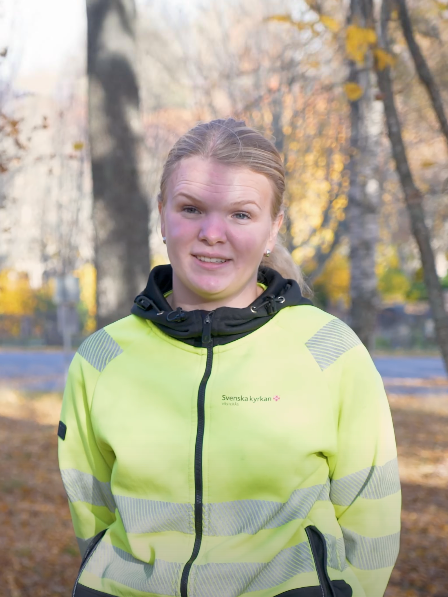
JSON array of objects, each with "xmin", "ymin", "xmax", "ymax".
[{"xmin": 193, "ymin": 255, "xmax": 231, "ymax": 265}]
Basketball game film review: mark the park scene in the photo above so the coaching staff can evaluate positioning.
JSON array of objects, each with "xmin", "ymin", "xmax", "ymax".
[{"xmin": 1, "ymin": 0, "xmax": 448, "ymax": 596}]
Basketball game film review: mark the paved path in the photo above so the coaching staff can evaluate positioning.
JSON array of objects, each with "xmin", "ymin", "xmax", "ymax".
[
  {"xmin": 374, "ymin": 355, "xmax": 448, "ymax": 395},
  {"xmin": 0, "ymin": 351, "xmax": 447, "ymax": 394},
  {"xmin": 0, "ymin": 350, "xmax": 74, "ymax": 392}
]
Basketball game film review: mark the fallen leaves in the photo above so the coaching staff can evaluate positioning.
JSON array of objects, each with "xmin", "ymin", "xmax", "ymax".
[
  {"xmin": 0, "ymin": 388, "xmax": 447, "ymax": 596},
  {"xmin": 0, "ymin": 389, "xmax": 79, "ymax": 597},
  {"xmin": 385, "ymin": 393, "xmax": 448, "ymax": 597}
]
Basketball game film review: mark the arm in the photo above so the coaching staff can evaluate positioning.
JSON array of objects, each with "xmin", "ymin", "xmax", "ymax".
[
  {"xmin": 327, "ymin": 344, "xmax": 401, "ymax": 597},
  {"xmin": 58, "ymin": 352, "xmax": 116, "ymax": 557}
]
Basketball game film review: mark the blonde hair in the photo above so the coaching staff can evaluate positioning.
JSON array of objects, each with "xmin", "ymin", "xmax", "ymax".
[{"xmin": 158, "ymin": 118, "xmax": 310, "ymax": 295}]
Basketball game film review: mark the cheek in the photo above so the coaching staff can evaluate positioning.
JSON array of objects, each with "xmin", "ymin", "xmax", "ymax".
[
  {"xmin": 229, "ymin": 224, "xmax": 270, "ymax": 255},
  {"xmin": 166, "ymin": 214, "xmax": 197, "ymax": 242}
]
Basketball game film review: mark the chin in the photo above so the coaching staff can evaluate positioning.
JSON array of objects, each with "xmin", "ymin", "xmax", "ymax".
[
  {"xmin": 189, "ymin": 276, "xmax": 232, "ymax": 298},
  {"xmin": 192, "ymin": 284, "xmax": 230, "ymax": 299}
]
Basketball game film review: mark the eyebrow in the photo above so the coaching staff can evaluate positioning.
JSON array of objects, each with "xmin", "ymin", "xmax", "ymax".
[{"xmin": 175, "ymin": 192, "xmax": 262, "ymax": 210}]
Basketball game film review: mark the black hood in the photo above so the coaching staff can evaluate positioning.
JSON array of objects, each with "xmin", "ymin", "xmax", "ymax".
[{"xmin": 131, "ymin": 264, "xmax": 312, "ymax": 347}]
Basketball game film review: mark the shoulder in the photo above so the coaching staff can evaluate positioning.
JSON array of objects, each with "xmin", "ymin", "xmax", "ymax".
[
  {"xmin": 74, "ymin": 314, "xmax": 148, "ymax": 374},
  {"xmin": 277, "ymin": 306, "xmax": 365, "ymax": 372},
  {"xmin": 276, "ymin": 304, "xmax": 347, "ymax": 338}
]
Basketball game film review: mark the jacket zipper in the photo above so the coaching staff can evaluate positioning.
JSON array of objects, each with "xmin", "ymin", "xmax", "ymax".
[
  {"xmin": 305, "ymin": 526, "xmax": 335, "ymax": 597},
  {"xmin": 180, "ymin": 311, "xmax": 214, "ymax": 597},
  {"xmin": 72, "ymin": 529, "xmax": 107, "ymax": 597}
]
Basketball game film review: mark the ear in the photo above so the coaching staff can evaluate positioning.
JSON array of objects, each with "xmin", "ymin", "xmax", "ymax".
[
  {"xmin": 267, "ymin": 211, "xmax": 284, "ymax": 250},
  {"xmin": 158, "ymin": 201, "xmax": 166, "ymax": 237}
]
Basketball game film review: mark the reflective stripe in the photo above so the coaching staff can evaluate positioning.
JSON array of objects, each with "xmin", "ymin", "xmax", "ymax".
[
  {"xmin": 77, "ymin": 328, "xmax": 123, "ymax": 372},
  {"xmin": 323, "ymin": 533, "xmax": 347, "ymax": 571},
  {"xmin": 85, "ymin": 541, "xmax": 315, "ymax": 597},
  {"xmin": 84, "ymin": 535, "xmax": 347, "ymax": 596},
  {"xmin": 342, "ymin": 527, "xmax": 400, "ymax": 570},
  {"xmin": 330, "ymin": 458, "xmax": 400, "ymax": 506},
  {"xmin": 203, "ymin": 480, "xmax": 330, "ymax": 536},
  {"xmin": 61, "ymin": 469, "xmax": 115, "ymax": 512},
  {"xmin": 305, "ymin": 319, "xmax": 361, "ymax": 370},
  {"xmin": 113, "ymin": 481, "xmax": 330, "ymax": 537},
  {"xmin": 115, "ymin": 494, "xmax": 194, "ymax": 534},
  {"xmin": 84, "ymin": 542, "xmax": 181, "ymax": 596},
  {"xmin": 192, "ymin": 541, "xmax": 314, "ymax": 597},
  {"xmin": 76, "ymin": 536, "xmax": 93, "ymax": 558},
  {"xmin": 64, "ymin": 475, "xmax": 332, "ymax": 538}
]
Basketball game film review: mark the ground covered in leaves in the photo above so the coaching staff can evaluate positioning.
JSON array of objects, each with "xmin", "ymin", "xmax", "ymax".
[{"xmin": 0, "ymin": 387, "xmax": 447, "ymax": 597}]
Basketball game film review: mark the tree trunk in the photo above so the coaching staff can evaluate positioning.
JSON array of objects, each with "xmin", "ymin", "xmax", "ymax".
[
  {"xmin": 346, "ymin": 0, "xmax": 381, "ymax": 351},
  {"xmin": 87, "ymin": 0, "xmax": 150, "ymax": 329},
  {"xmin": 377, "ymin": 0, "xmax": 448, "ymax": 375},
  {"xmin": 397, "ymin": 0, "xmax": 448, "ymax": 151}
]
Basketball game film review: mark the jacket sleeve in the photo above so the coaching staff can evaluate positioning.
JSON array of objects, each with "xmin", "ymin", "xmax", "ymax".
[
  {"xmin": 58, "ymin": 352, "xmax": 116, "ymax": 557},
  {"xmin": 326, "ymin": 342, "xmax": 401, "ymax": 597}
]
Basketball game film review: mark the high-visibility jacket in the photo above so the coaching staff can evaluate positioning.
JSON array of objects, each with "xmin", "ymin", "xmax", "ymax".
[{"xmin": 58, "ymin": 265, "xmax": 401, "ymax": 597}]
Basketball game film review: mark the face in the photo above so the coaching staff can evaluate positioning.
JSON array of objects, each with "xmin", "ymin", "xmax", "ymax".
[{"xmin": 159, "ymin": 156, "xmax": 283, "ymax": 310}]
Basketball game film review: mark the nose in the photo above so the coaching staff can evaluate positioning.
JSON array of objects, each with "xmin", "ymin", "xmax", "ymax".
[{"xmin": 198, "ymin": 213, "xmax": 227, "ymax": 245}]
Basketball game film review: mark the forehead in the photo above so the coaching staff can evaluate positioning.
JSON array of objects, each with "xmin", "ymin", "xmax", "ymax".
[{"xmin": 166, "ymin": 156, "xmax": 273, "ymax": 202}]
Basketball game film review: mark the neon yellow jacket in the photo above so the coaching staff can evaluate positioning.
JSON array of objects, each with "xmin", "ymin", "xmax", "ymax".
[{"xmin": 59, "ymin": 266, "xmax": 400, "ymax": 597}]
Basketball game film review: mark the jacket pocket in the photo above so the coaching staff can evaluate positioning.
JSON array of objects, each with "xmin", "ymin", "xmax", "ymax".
[
  {"xmin": 304, "ymin": 525, "xmax": 352, "ymax": 597},
  {"xmin": 74, "ymin": 585, "xmax": 112, "ymax": 597},
  {"xmin": 72, "ymin": 529, "xmax": 107, "ymax": 597},
  {"xmin": 275, "ymin": 582, "xmax": 352, "ymax": 597}
]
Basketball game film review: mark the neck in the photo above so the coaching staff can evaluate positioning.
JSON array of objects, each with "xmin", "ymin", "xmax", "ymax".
[{"xmin": 167, "ymin": 274, "xmax": 264, "ymax": 311}]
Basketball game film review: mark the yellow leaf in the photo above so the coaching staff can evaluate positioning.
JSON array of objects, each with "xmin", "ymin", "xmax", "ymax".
[
  {"xmin": 0, "ymin": 270, "xmax": 37, "ymax": 316},
  {"xmin": 366, "ymin": 28, "xmax": 377, "ymax": 44},
  {"xmin": 73, "ymin": 142, "xmax": 84, "ymax": 151},
  {"xmin": 374, "ymin": 48, "xmax": 397, "ymax": 70},
  {"xmin": 266, "ymin": 14, "xmax": 293, "ymax": 23},
  {"xmin": 320, "ymin": 15, "xmax": 340, "ymax": 32},
  {"xmin": 265, "ymin": 15, "xmax": 311, "ymax": 30},
  {"xmin": 421, "ymin": 159, "xmax": 436, "ymax": 168},
  {"xmin": 344, "ymin": 82, "xmax": 364, "ymax": 101},
  {"xmin": 346, "ymin": 25, "xmax": 377, "ymax": 64},
  {"xmin": 73, "ymin": 263, "xmax": 97, "ymax": 332}
]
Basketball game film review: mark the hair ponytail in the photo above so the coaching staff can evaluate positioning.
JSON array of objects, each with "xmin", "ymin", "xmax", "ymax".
[{"xmin": 260, "ymin": 238, "xmax": 312, "ymax": 297}]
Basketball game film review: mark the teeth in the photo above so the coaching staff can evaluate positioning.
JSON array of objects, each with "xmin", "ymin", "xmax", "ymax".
[{"xmin": 196, "ymin": 256, "xmax": 227, "ymax": 263}]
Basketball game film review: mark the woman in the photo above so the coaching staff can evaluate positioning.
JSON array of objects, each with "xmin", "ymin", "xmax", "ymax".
[{"xmin": 58, "ymin": 118, "xmax": 401, "ymax": 597}]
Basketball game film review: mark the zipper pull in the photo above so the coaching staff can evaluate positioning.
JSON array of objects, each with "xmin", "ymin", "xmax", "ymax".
[{"xmin": 202, "ymin": 311, "xmax": 214, "ymax": 347}]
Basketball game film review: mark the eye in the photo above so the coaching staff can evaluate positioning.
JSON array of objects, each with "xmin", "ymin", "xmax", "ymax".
[
  {"xmin": 233, "ymin": 212, "xmax": 251, "ymax": 220},
  {"xmin": 182, "ymin": 206, "xmax": 200, "ymax": 214}
]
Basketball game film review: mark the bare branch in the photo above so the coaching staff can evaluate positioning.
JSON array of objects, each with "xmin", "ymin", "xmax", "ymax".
[
  {"xmin": 397, "ymin": 0, "xmax": 448, "ymax": 152},
  {"xmin": 377, "ymin": 0, "xmax": 448, "ymax": 375}
]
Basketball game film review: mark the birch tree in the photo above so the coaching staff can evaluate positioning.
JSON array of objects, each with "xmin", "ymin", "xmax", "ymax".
[{"xmin": 345, "ymin": 0, "xmax": 382, "ymax": 350}]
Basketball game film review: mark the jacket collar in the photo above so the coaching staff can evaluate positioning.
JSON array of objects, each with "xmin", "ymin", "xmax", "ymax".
[{"xmin": 131, "ymin": 264, "xmax": 312, "ymax": 346}]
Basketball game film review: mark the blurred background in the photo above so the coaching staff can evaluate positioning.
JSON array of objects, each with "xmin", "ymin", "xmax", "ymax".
[{"xmin": 0, "ymin": 0, "xmax": 447, "ymax": 596}]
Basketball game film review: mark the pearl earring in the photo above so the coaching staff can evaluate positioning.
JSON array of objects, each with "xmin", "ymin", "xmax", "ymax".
[
  {"xmin": 162, "ymin": 237, "xmax": 166, "ymax": 244},
  {"xmin": 264, "ymin": 248, "xmax": 271, "ymax": 257}
]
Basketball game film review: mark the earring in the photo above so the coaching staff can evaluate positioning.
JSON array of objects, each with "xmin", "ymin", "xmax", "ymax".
[
  {"xmin": 264, "ymin": 248, "xmax": 271, "ymax": 257},
  {"xmin": 162, "ymin": 237, "xmax": 166, "ymax": 245}
]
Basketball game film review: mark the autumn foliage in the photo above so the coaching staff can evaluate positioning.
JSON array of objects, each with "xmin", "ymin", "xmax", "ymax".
[{"xmin": 0, "ymin": 388, "xmax": 447, "ymax": 597}]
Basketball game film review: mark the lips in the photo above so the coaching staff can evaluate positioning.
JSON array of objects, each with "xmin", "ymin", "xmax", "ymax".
[{"xmin": 194, "ymin": 255, "xmax": 230, "ymax": 264}]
